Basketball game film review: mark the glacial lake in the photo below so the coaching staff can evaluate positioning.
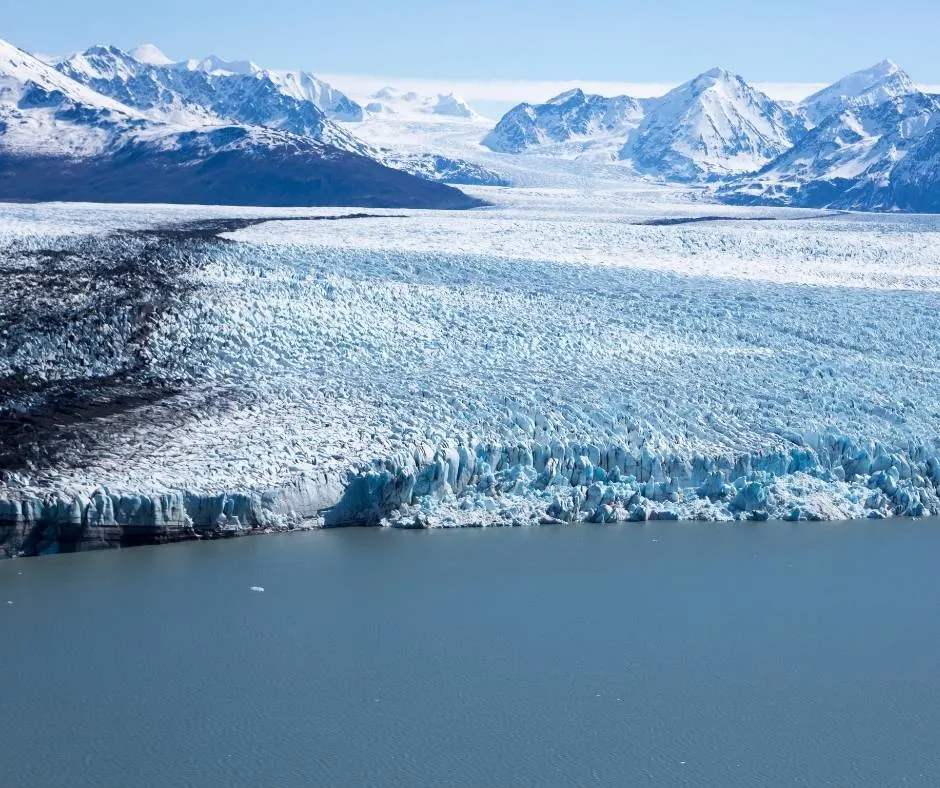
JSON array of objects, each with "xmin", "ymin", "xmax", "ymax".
[{"xmin": 3, "ymin": 521, "xmax": 940, "ymax": 787}]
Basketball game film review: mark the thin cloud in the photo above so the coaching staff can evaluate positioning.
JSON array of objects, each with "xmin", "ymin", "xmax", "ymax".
[{"xmin": 319, "ymin": 73, "xmax": 940, "ymax": 112}]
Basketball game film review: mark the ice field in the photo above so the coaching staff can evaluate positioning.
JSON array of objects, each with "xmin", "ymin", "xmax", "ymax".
[{"xmin": 3, "ymin": 184, "xmax": 940, "ymax": 550}]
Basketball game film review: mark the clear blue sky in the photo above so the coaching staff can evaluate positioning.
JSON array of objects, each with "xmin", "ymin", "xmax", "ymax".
[{"xmin": 6, "ymin": 0, "xmax": 940, "ymax": 83}]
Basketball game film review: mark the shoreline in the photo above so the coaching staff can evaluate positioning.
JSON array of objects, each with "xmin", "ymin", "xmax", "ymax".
[
  {"xmin": 4, "ymin": 202, "xmax": 940, "ymax": 560},
  {"xmin": 2, "ymin": 489, "xmax": 932, "ymax": 561}
]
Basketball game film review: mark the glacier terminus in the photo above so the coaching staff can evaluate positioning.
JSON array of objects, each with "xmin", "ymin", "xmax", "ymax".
[
  {"xmin": 3, "ymin": 189, "xmax": 940, "ymax": 555},
  {"xmin": 3, "ymin": 35, "xmax": 940, "ymax": 555}
]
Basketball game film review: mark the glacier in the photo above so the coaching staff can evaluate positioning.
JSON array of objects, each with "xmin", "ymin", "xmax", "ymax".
[{"xmin": 3, "ymin": 189, "xmax": 940, "ymax": 556}]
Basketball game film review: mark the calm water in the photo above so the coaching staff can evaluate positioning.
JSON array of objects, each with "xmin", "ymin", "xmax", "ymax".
[{"xmin": 3, "ymin": 521, "xmax": 940, "ymax": 787}]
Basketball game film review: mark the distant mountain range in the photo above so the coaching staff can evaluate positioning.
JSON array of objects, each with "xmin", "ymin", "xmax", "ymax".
[
  {"xmin": 0, "ymin": 37, "xmax": 495, "ymax": 208},
  {"xmin": 484, "ymin": 60, "xmax": 940, "ymax": 211},
  {"xmin": 482, "ymin": 89, "xmax": 647, "ymax": 158},
  {"xmin": 726, "ymin": 62, "xmax": 940, "ymax": 211},
  {"xmin": 364, "ymin": 86, "xmax": 479, "ymax": 119},
  {"xmin": 55, "ymin": 45, "xmax": 368, "ymax": 138},
  {"xmin": 50, "ymin": 43, "xmax": 504, "ymax": 189},
  {"xmin": 4, "ymin": 32, "xmax": 939, "ymax": 213}
]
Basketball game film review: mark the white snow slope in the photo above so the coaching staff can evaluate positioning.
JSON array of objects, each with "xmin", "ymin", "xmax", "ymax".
[
  {"xmin": 624, "ymin": 68, "xmax": 805, "ymax": 180},
  {"xmin": 3, "ymin": 188, "xmax": 940, "ymax": 536},
  {"xmin": 801, "ymin": 59, "xmax": 918, "ymax": 126}
]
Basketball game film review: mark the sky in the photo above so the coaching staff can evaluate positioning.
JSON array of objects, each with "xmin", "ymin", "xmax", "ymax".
[{"xmin": 6, "ymin": 0, "xmax": 940, "ymax": 115}]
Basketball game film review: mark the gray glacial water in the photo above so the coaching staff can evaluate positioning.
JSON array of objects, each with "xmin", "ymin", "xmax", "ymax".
[{"xmin": 3, "ymin": 521, "xmax": 940, "ymax": 787}]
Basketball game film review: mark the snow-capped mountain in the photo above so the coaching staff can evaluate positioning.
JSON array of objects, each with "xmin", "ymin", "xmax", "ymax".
[
  {"xmin": 55, "ymin": 45, "xmax": 367, "ymax": 152},
  {"xmin": 800, "ymin": 59, "xmax": 917, "ymax": 126},
  {"xmin": 54, "ymin": 46, "xmax": 498, "ymax": 186},
  {"xmin": 622, "ymin": 68, "xmax": 806, "ymax": 181},
  {"xmin": 722, "ymin": 64, "xmax": 940, "ymax": 211},
  {"xmin": 378, "ymin": 151, "xmax": 507, "ymax": 186},
  {"xmin": 182, "ymin": 54, "xmax": 365, "ymax": 121},
  {"xmin": 364, "ymin": 87, "xmax": 479, "ymax": 119},
  {"xmin": 0, "ymin": 37, "xmax": 481, "ymax": 208},
  {"xmin": 482, "ymin": 88, "xmax": 646, "ymax": 154},
  {"xmin": 479, "ymin": 60, "xmax": 940, "ymax": 212},
  {"xmin": 483, "ymin": 69, "xmax": 804, "ymax": 179},
  {"xmin": 885, "ymin": 124, "xmax": 940, "ymax": 212},
  {"xmin": 0, "ymin": 37, "xmax": 144, "ymax": 157}
]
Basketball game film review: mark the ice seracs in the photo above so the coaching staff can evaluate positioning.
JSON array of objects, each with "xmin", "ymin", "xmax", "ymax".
[{"xmin": 4, "ymin": 191, "xmax": 940, "ymax": 553}]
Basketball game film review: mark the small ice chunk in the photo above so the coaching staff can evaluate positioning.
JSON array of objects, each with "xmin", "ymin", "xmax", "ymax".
[{"xmin": 250, "ymin": 586, "xmax": 265, "ymax": 593}]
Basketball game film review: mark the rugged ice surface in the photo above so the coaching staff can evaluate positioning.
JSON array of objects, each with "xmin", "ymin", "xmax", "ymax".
[{"xmin": 3, "ymin": 188, "xmax": 940, "ymax": 554}]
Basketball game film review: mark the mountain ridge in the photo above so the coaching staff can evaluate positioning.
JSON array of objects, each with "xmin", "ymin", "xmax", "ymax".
[
  {"xmin": 483, "ymin": 59, "xmax": 940, "ymax": 211},
  {"xmin": 0, "ymin": 37, "xmax": 483, "ymax": 209},
  {"xmin": 54, "ymin": 44, "xmax": 502, "ymax": 186}
]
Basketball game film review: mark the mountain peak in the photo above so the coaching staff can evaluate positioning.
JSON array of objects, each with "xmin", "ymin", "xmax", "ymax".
[
  {"xmin": 0, "ymin": 36, "xmax": 133, "ymax": 113},
  {"xmin": 700, "ymin": 66, "xmax": 732, "ymax": 80},
  {"xmin": 429, "ymin": 92, "xmax": 477, "ymax": 118},
  {"xmin": 189, "ymin": 55, "xmax": 259, "ymax": 76},
  {"xmin": 482, "ymin": 88, "xmax": 645, "ymax": 154},
  {"xmin": 850, "ymin": 59, "xmax": 909, "ymax": 84},
  {"xmin": 801, "ymin": 59, "xmax": 917, "ymax": 125},
  {"xmin": 84, "ymin": 44, "xmax": 125, "ymax": 58},
  {"xmin": 626, "ymin": 67, "xmax": 800, "ymax": 180},
  {"xmin": 372, "ymin": 86, "xmax": 401, "ymax": 100},
  {"xmin": 547, "ymin": 88, "xmax": 586, "ymax": 104},
  {"xmin": 130, "ymin": 44, "xmax": 173, "ymax": 66},
  {"xmin": 365, "ymin": 87, "xmax": 478, "ymax": 119},
  {"xmin": 873, "ymin": 58, "xmax": 900, "ymax": 74},
  {"xmin": 689, "ymin": 67, "xmax": 743, "ymax": 92}
]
